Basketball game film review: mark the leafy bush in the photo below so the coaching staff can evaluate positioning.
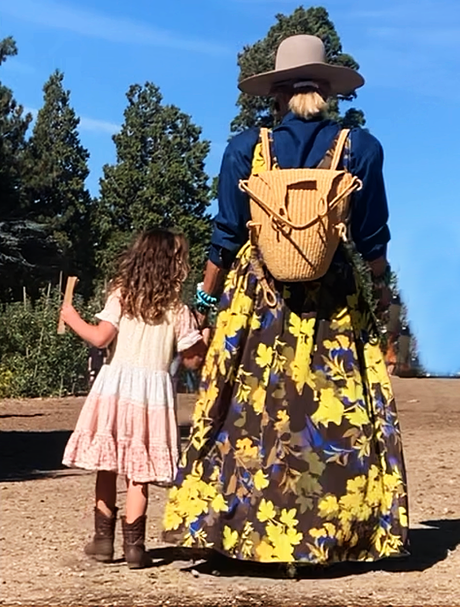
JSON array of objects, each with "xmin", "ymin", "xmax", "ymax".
[{"xmin": 0, "ymin": 284, "xmax": 101, "ymax": 398}]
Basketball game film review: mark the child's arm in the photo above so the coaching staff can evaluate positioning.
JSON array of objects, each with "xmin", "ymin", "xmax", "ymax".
[
  {"xmin": 175, "ymin": 305, "xmax": 212, "ymax": 371},
  {"xmin": 60, "ymin": 304, "xmax": 117, "ymax": 348}
]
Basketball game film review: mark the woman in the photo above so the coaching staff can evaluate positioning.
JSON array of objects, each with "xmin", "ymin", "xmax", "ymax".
[{"xmin": 163, "ymin": 35, "xmax": 408, "ymax": 566}]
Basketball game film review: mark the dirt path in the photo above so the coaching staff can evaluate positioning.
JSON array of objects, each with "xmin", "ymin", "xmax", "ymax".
[{"xmin": 1, "ymin": 379, "xmax": 460, "ymax": 606}]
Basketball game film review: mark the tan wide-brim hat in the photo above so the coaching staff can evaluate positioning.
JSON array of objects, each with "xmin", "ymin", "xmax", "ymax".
[{"xmin": 238, "ymin": 34, "xmax": 364, "ymax": 97}]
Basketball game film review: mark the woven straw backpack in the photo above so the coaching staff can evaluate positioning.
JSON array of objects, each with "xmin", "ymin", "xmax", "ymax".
[{"xmin": 239, "ymin": 128, "xmax": 362, "ymax": 282}]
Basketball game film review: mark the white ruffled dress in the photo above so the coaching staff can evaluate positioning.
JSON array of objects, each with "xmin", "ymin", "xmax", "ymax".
[{"xmin": 62, "ymin": 290, "xmax": 201, "ymax": 484}]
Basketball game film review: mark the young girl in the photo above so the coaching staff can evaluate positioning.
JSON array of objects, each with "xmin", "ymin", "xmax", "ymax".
[{"xmin": 60, "ymin": 228, "xmax": 206, "ymax": 569}]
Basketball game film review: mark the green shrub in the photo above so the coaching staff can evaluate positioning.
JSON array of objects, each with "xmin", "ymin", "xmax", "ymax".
[{"xmin": 0, "ymin": 285, "xmax": 101, "ymax": 398}]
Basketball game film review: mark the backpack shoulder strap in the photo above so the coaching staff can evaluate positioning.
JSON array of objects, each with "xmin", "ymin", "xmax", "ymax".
[
  {"xmin": 260, "ymin": 127, "xmax": 272, "ymax": 171},
  {"xmin": 330, "ymin": 129, "xmax": 350, "ymax": 171}
]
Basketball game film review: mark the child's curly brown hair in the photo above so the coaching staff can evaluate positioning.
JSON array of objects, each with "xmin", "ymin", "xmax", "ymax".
[{"xmin": 110, "ymin": 228, "xmax": 190, "ymax": 322}]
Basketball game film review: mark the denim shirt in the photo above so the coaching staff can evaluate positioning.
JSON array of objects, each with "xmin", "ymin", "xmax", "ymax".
[{"xmin": 209, "ymin": 112, "xmax": 390, "ymax": 269}]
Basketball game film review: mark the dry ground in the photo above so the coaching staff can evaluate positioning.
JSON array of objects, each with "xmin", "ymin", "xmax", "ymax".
[{"xmin": 1, "ymin": 378, "xmax": 459, "ymax": 606}]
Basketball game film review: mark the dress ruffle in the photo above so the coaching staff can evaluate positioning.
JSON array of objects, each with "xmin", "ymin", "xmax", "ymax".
[{"xmin": 62, "ymin": 364, "xmax": 179, "ymax": 483}]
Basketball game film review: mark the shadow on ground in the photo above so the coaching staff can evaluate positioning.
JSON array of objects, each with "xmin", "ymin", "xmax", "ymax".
[
  {"xmin": 0, "ymin": 430, "xmax": 73, "ymax": 481},
  {"xmin": 148, "ymin": 519, "xmax": 460, "ymax": 579},
  {"xmin": 2, "ymin": 427, "xmax": 459, "ymax": 579},
  {"xmin": 0, "ymin": 413, "xmax": 45, "ymax": 419},
  {"xmin": 0, "ymin": 424, "xmax": 192, "ymax": 482}
]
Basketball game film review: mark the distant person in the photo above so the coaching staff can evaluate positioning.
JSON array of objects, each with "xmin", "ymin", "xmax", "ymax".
[
  {"xmin": 87, "ymin": 346, "xmax": 106, "ymax": 388},
  {"xmin": 60, "ymin": 228, "xmax": 207, "ymax": 569},
  {"xmin": 163, "ymin": 35, "xmax": 408, "ymax": 568}
]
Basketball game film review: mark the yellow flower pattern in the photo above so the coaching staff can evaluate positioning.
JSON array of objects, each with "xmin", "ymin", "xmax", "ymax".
[{"xmin": 163, "ymin": 243, "xmax": 409, "ymax": 564}]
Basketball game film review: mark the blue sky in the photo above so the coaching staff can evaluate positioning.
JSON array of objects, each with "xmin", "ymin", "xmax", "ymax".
[{"xmin": 1, "ymin": 0, "xmax": 459, "ymax": 374}]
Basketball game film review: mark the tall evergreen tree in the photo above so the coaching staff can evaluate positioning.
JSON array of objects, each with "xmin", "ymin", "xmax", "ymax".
[
  {"xmin": 231, "ymin": 6, "xmax": 365, "ymax": 134},
  {"xmin": 96, "ymin": 82, "xmax": 211, "ymax": 295},
  {"xmin": 25, "ymin": 70, "xmax": 94, "ymax": 295},
  {"xmin": 0, "ymin": 36, "xmax": 32, "ymax": 218},
  {"xmin": 0, "ymin": 37, "xmax": 61, "ymax": 300}
]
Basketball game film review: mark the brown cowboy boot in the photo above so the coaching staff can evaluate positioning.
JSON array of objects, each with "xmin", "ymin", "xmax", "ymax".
[
  {"xmin": 84, "ymin": 507, "xmax": 118, "ymax": 562},
  {"xmin": 121, "ymin": 515, "xmax": 152, "ymax": 569}
]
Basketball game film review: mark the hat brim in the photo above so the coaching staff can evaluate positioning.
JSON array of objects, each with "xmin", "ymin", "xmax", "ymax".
[{"xmin": 238, "ymin": 63, "xmax": 364, "ymax": 97}]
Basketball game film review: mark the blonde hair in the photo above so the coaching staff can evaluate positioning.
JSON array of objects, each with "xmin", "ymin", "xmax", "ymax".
[{"xmin": 288, "ymin": 89, "xmax": 328, "ymax": 120}]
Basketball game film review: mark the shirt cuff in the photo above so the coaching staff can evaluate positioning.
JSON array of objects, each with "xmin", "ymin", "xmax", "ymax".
[
  {"xmin": 95, "ymin": 310, "xmax": 120, "ymax": 330},
  {"xmin": 209, "ymin": 244, "xmax": 238, "ymax": 270},
  {"xmin": 209, "ymin": 243, "xmax": 223, "ymax": 267},
  {"xmin": 360, "ymin": 242, "xmax": 388, "ymax": 262},
  {"xmin": 177, "ymin": 330, "xmax": 203, "ymax": 353},
  {"xmin": 355, "ymin": 225, "xmax": 390, "ymax": 262}
]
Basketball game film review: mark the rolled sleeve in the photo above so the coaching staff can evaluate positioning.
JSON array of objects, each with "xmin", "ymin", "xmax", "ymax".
[
  {"xmin": 95, "ymin": 289, "xmax": 122, "ymax": 330},
  {"xmin": 209, "ymin": 129, "xmax": 259, "ymax": 269},
  {"xmin": 349, "ymin": 131, "xmax": 390, "ymax": 261},
  {"xmin": 174, "ymin": 304, "xmax": 202, "ymax": 352}
]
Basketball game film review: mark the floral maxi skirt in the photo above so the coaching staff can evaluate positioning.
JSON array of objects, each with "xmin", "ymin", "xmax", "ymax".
[{"xmin": 163, "ymin": 244, "xmax": 409, "ymax": 564}]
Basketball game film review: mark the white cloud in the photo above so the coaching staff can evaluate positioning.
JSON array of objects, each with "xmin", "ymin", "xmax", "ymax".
[
  {"xmin": 349, "ymin": 8, "xmax": 412, "ymax": 19},
  {"xmin": 0, "ymin": 0, "xmax": 229, "ymax": 55},
  {"xmin": 24, "ymin": 107, "xmax": 119, "ymax": 135},
  {"xmin": 2, "ymin": 58, "xmax": 36, "ymax": 75},
  {"xmin": 341, "ymin": 0, "xmax": 460, "ymax": 100},
  {"xmin": 229, "ymin": 0, "xmax": 297, "ymax": 3},
  {"xmin": 79, "ymin": 117, "xmax": 119, "ymax": 135},
  {"xmin": 348, "ymin": 0, "xmax": 458, "ymax": 24},
  {"xmin": 368, "ymin": 25, "xmax": 460, "ymax": 48}
]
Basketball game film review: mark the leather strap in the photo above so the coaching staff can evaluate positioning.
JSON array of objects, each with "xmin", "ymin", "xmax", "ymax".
[
  {"xmin": 260, "ymin": 127, "xmax": 272, "ymax": 171},
  {"xmin": 330, "ymin": 129, "xmax": 350, "ymax": 171}
]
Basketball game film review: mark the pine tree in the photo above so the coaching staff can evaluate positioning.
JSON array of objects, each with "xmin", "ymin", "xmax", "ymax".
[
  {"xmin": 25, "ymin": 70, "xmax": 94, "ymax": 295},
  {"xmin": 0, "ymin": 36, "xmax": 32, "ymax": 218},
  {"xmin": 0, "ymin": 38, "xmax": 61, "ymax": 300},
  {"xmin": 96, "ymin": 82, "xmax": 211, "ymax": 295},
  {"xmin": 231, "ymin": 6, "xmax": 365, "ymax": 134}
]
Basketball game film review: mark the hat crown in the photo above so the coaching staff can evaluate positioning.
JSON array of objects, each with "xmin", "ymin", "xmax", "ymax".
[{"xmin": 275, "ymin": 35, "xmax": 327, "ymax": 72}]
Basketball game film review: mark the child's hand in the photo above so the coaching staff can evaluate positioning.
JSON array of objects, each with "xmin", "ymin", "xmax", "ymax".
[
  {"xmin": 59, "ymin": 305, "xmax": 116, "ymax": 348},
  {"xmin": 181, "ymin": 340, "xmax": 207, "ymax": 371},
  {"xmin": 60, "ymin": 303, "xmax": 81, "ymax": 329}
]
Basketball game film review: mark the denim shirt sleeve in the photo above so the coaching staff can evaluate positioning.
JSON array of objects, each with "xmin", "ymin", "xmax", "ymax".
[
  {"xmin": 349, "ymin": 130, "xmax": 390, "ymax": 261},
  {"xmin": 209, "ymin": 129, "xmax": 259, "ymax": 269}
]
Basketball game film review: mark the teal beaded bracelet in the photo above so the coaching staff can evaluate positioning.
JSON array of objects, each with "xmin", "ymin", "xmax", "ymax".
[{"xmin": 195, "ymin": 283, "xmax": 218, "ymax": 314}]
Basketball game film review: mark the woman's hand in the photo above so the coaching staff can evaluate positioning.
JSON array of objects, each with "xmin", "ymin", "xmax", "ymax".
[
  {"xmin": 369, "ymin": 257, "xmax": 392, "ymax": 320},
  {"xmin": 377, "ymin": 284, "xmax": 392, "ymax": 312},
  {"xmin": 374, "ymin": 284, "xmax": 392, "ymax": 326}
]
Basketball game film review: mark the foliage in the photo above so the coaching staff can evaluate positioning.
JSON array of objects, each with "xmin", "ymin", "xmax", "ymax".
[
  {"xmin": 0, "ymin": 26, "xmax": 425, "ymax": 400},
  {"xmin": 388, "ymin": 272, "xmax": 424, "ymax": 375},
  {"xmin": 0, "ymin": 284, "xmax": 95, "ymax": 397},
  {"xmin": 95, "ymin": 82, "xmax": 212, "ymax": 296},
  {"xmin": 0, "ymin": 39, "xmax": 63, "ymax": 299},
  {"xmin": 23, "ymin": 70, "xmax": 95, "ymax": 296},
  {"xmin": 0, "ymin": 39, "xmax": 216, "ymax": 397},
  {"xmin": 0, "ymin": 220, "xmax": 62, "ymax": 301},
  {"xmin": 230, "ymin": 6, "xmax": 365, "ymax": 134},
  {"xmin": 0, "ymin": 36, "xmax": 32, "ymax": 218}
]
